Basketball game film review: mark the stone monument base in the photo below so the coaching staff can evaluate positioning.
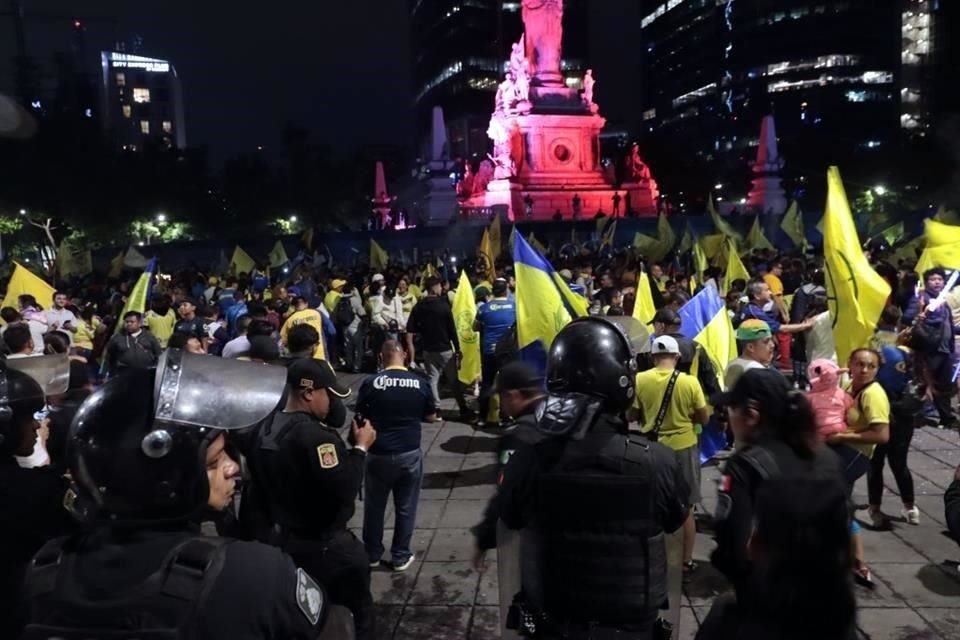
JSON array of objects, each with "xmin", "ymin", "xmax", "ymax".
[
  {"xmin": 513, "ymin": 187, "xmax": 656, "ymax": 221},
  {"xmin": 621, "ymin": 182, "xmax": 659, "ymax": 218},
  {"xmin": 482, "ymin": 180, "xmax": 526, "ymax": 221},
  {"xmin": 422, "ymin": 174, "xmax": 459, "ymax": 226}
]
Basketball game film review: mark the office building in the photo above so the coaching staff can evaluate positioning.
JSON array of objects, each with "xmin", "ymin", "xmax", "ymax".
[
  {"xmin": 409, "ymin": 0, "xmax": 589, "ymax": 159},
  {"xmin": 100, "ymin": 51, "xmax": 186, "ymax": 150},
  {"xmin": 639, "ymin": 0, "xmax": 954, "ymax": 192}
]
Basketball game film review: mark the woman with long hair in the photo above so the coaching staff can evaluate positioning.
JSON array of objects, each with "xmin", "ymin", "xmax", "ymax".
[{"xmin": 710, "ymin": 369, "xmax": 848, "ymax": 604}]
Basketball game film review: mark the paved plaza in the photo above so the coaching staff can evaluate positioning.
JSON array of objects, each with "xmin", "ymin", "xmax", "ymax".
[{"xmin": 341, "ymin": 374, "xmax": 960, "ymax": 639}]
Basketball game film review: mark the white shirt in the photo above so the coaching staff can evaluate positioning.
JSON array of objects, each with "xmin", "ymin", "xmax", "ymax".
[
  {"xmin": 805, "ymin": 311, "xmax": 837, "ymax": 364},
  {"xmin": 724, "ymin": 357, "xmax": 766, "ymax": 390},
  {"xmin": 222, "ymin": 335, "xmax": 251, "ymax": 359},
  {"xmin": 46, "ymin": 307, "xmax": 77, "ymax": 345}
]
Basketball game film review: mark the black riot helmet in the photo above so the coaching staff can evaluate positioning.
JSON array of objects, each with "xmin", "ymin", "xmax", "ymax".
[
  {"xmin": 68, "ymin": 350, "xmax": 286, "ymax": 526},
  {"xmin": 546, "ymin": 316, "xmax": 649, "ymax": 413},
  {"xmin": 0, "ymin": 354, "xmax": 70, "ymax": 457}
]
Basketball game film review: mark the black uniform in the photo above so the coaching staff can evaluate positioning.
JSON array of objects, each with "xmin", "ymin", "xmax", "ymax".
[
  {"xmin": 246, "ymin": 410, "xmax": 374, "ymax": 639},
  {"xmin": 472, "ymin": 408, "xmax": 545, "ymax": 552},
  {"xmin": 946, "ymin": 475, "xmax": 960, "ymax": 545},
  {"xmin": 0, "ymin": 461, "xmax": 75, "ymax": 637},
  {"xmin": 497, "ymin": 415, "xmax": 689, "ymax": 637},
  {"xmin": 712, "ymin": 437, "xmax": 843, "ymax": 596},
  {"xmin": 20, "ymin": 527, "xmax": 327, "ymax": 639}
]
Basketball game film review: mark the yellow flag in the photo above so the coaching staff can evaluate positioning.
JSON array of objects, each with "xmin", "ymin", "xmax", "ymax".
[
  {"xmin": 892, "ymin": 236, "xmax": 924, "ymax": 266},
  {"xmin": 934, "ymin": 205, "xmax": 960, "ymax": 225},
  {"xmin": 600, "ymin": 219, "xmax": 617, "ymax": 249},
  {"xmin": 878, "ymin": 222, "xmax": 904, "ymax": 247},
  {"xmin": 823, "ymin": 167, "xmax": 891, "ymax": 364},
  {"xmin": 744, "ymin": 216, "xmax": 774, "ymax": 253},
  {"xmin": 114, "ymin": 260, "xmax": 156, "ymax": 335},
  {"xmin": 678, "ymin": 226, "xmax": 693, "ymax": 254},
  {"xmin": 709, "ymin": 194, "xmax": 742, "ymax": 241},
  {"xmin": 5, "ymin": 262, "xmax": 56, "ymax": 310},
  {"xmin": 488, "ymin": 215, "xmax": 502, "ymax": 263},
  {"xmin": 370, "ymin": 239, "xmax": 389, "ymax": 271},
  {"xmin": 633, "ymin": 270, "xmax": 657, "ymax": 327},
  {"xmin": 657, "ymin": 213, "xmax": 676, "ymax": 254},
  {"xmin": 780, "ymin": 201, "xmax": 806, "ymax": 248},
  {"xmin": 700, "ymin": 234, "xmax": 725, "ymax": 261},
  {"xmin": 632, "ymin": 232, "xmax": 667, "ymax": 262},
  {"xmin": 229, "ymin": 246, "xmax": 256, "ymax": 275},
  {"xmin": 478, "ymin": 228, "xmax": 495, "ymax": 277},
  {"xmin": 596, "ymin": 215, "xmax": 613, "ymax": 238},
  {"xmin": 268, "ymin": 240, "xmax": 289, "ymax": 269},
  {"xmin": 109, "ymin": 251, "xmax": 125, "ymax": 278},
  {"xmin": 528, "ymin": 233, "xmax": 547, "ymax": 255},
  {"xmin": 452, "ymin": 270, "xmax": 481, "ymax": 384},
  {"xmin": 57, "ymin": 240, "xmax": 92, "ymax": 278},
  {"xmin": 693, "ymin": 240, "xmax": 709, "ymax": 279},
  {"xmin": 722, "ymin": 238, "xmax": 751, "ymax": 296},
  {"xmin": 915, "ymin": 218, "xmax": 960, "ymax": 273},
  {"xmin": 816, "ymin": 213, "xmax": 825, "ymax": 236},
  {"xmin": 301, "ymin": 226, "xmax": 314, "ymax": 250}
]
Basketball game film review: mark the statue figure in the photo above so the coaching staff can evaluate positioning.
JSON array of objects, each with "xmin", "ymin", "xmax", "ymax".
[
  {"xmin": 486, "ymin": 115, "xmax": 518, "ymax": 180},
  {"xmin": 457, "ymin": 163, "xmax": 476, "ymax": 199},
  {"xmin": 509, "ymin": 35, "xmax": 531, "ymax": 105},
  {"xmin": 475, "ymin": 160, "xmax": 495, "ymax": 193},
  {"xmin": 494, "ymin": 72, "xmax": 518, "ymax": 115},
  {"xmin": 626, "ymin": 143, "xmax": 652, "ymax": 183},
  {"xmin": 582, "ymin": 69, "xmax": 596, "ymax": 106},
  {"xmin": 522, "ymin": 0, "xmax": 564, "ymax": 86}
]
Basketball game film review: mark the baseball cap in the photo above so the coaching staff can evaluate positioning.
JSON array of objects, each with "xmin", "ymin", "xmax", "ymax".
[
  {"xmin": 330, "ymin": 279, "xmax": 347, "ymax": 290},
  {"xmin": 372, "ymin": 273, "xmax": 385, "ymax": 283},
  {"xmin": 735, "ymin": 319, "xmax": 772, "ymax": 341},
  {"xmin": 287, "ymin": 286, "xmax": 302, "ymax": 297},
  {"xmin": 651, "ymin": 308, "xmax": 681, "ymax": 326},
  {"xmin": 651, "ymin": 335, "xmax": 680, "ymax": 355},
  {"xmin": 474, "ymin": 285, "xmax": 491, "ymax": 299},
  {"xmin": 287, "ymin": 358, "xmax": 351, "ymax": 399},
  {"xmin": 495, "ymin": 360, "xmax": 545, "ymax": 393},
  {"xmin": 710, "ymin": 367, "xmax": 790, "ymax": 410}
]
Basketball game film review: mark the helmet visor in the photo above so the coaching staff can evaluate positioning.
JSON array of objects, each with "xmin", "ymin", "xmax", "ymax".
[{"xmin": 7, "ymin": 353, "xmax": 70, "ymax": 397}]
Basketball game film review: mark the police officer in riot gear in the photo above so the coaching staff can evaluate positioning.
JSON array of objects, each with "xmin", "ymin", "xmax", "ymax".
[
  {"xmin": 18, "ymin": 350, "xmax": 349, "ymax": 639},
  {"xmin": 243, "ymin": 358, "xmax": 377, "ymax": 640},
  {"xmin": 0, "ymin": 355, "xmax": 75, "ymax": 637},
  {"xmin": 494, "ymin": 316, "xmax": 690, "ymax": 639}
]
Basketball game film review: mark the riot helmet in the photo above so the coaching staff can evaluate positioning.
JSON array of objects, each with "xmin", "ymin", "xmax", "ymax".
[
  {"xmin": 0, "ymin": 354, "xmax": 70, "ymax": 457},
  {"xmin": 68, "ymin": 349, "xmax": 285, "ymax": 525},
  {"xmin": 546, "ymin": 315, "xmax": 648, "ymax": 413}
]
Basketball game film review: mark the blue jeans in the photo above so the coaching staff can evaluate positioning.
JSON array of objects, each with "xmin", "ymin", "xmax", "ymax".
[{"xmin": 363, "ymin": 448, "xmax": 423, "ymax": 565}]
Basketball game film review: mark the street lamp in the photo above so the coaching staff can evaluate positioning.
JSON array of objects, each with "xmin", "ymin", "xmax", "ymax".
[
  {"xmin": 289, "ymin": 215, "xmax": 298, "ymax": 223},
  {"xmin": 19, "ymin": 209, "xmax": 26, "ymax": 216},
  {"xmin": 156, "ymin": 213, "xmax": 167, "ymax": 223},
  {"xmin": 873, "ymin": 185, "xmax": 887, "ymax": 196},
  {"xmin": 714, "ymin": 183, "xmax": 723, "ymax": 190}
]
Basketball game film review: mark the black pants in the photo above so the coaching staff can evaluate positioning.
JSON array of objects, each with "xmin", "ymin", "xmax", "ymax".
[
  {"xmin": 924, "ymin": 352, "xmax": 956, "ymax": 426},
  {"xmin": 478, "ymin": 352, "xmax": 501, "ymax": 424},
  {"xmin": 285, "ymin": 530, "xmax": 374, "ymax": 640},
  {"xmin": 867, "ymin": 408, "xmax": 916, "ymax": 506}
]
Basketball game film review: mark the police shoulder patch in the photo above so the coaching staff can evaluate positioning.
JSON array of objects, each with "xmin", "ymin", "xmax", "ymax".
[
  {"xmin": 317, "ymin": 443, "xmax": 339, "ymax": 469},
  {"xmin": 295, "ymin": 567, "xmax": 324, "ymax": 625}
]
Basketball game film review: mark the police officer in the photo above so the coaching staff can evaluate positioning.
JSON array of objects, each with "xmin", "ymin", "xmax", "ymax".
[
  {"xmin": 0, "ymin": 355, "xmax": 75, "ymax": 637},
  {"xmin": 494, "ymin": 316, "xmax": 690, "ymax": 639},
  {"xmin": 474, "ymin": 278, "xmax": 517, "ymax": 425},
  {"xmin": 245, "ymin": 358, "xmax": 377, "ymax": 640},
  {"xmin": 470, "ymin": 359, "xmax": 548, "ymax": 640},
  {"xmin": 18, "ymin": 350, "xmax": 346, "ymax": 639}
]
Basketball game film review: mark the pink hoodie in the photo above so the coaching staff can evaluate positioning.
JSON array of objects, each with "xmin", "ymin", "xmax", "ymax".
[{"xmin": 806, "ymin": 359, "xmax": 853, "ymax": 440}]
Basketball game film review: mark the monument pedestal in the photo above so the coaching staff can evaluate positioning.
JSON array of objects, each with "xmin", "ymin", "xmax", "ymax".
[
  {"xmin": 422, "ymin": 161, "xmax": 459, "ymax": 226},
  {"xmin": 516, "ymin": 113, "xmax": 607, "ymax": 189},
  {"xmin": 483, "ymin": 179, "xmax": 525, "ymax": 221},
  {"xmin": 621, "ymin": 182, "xmax": 658, "ymax": 217}
]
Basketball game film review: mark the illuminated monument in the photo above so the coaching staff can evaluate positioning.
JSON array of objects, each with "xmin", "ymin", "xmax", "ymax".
[
  {"xmin": 746, "ymin": 115, "xmax": 787, "ymax": 215},
  {"xmin": 462, "ymin": 0, "xmax": 658, "ymax": 220}
]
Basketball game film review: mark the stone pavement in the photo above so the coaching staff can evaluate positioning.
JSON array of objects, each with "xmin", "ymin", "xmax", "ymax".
[{"xmin": 341, "ymin": 374, "xmax": 960, "ymax": 639}]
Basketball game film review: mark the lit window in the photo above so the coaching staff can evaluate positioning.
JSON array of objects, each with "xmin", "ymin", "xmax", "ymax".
[
  {"xmin": 162, "ymin": 120, "xmax": 173, "ymax": 134},
  {"xmin": 122, "ymin": 105, "xmax": 132, "ymax": 118},
  {"xmin": 643, "ymin": 108, "xmax": 657, "ymax": 121},
  {"xmin": 140, "ymin": 120, "xmax": 150, "ymax": 135},
  {"xmin": 116, "ymin": 72, "xmax": 126, "ymax": 86},
  {"xmin": 901, "ymin": 88, "xmax": 921, "ymax": 104},
  {"xmin": 133, "ymin": 88, "xmax": 151, "ymax": 104}
]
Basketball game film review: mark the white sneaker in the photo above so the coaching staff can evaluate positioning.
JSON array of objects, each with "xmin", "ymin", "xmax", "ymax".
[
  {"xmin": 392, "ymin": 554, "xmax": 415, "ymax": 572},
  {"xmin": 902, "ymin": 506, "xmax": 921, "ymax": 525},
  {"xmin": 869, "ymin": 510, "xmax": 887, "ymax": 529}
]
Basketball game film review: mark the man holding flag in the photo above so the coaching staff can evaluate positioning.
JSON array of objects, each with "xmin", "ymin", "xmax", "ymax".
[{"xmin": 473, "ymin": 278, "xmax": 516, "ymax": 426}]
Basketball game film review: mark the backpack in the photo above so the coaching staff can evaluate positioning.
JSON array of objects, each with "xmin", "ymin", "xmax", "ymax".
[{"xmin": 333, "ymin": 295, "xmax": 355, "ymax": 327}]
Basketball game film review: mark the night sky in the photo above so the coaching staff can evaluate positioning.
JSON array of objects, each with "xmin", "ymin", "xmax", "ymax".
[
  {"xmin": 0, "ymin": 0, "xmax": 414, "ymax": 162},
  {"xmin": 0, "ymin": 1, "xmax": 632, "ymax": 165}
]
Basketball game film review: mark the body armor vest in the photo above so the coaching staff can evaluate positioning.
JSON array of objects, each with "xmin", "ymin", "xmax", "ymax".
[
  {"xmin": 20, "ymin": 536, "xmax": 228, "ymax": 640},
  {"xmin": 536, "ymin": 431, "xmax": 667, "ymax": 626}
]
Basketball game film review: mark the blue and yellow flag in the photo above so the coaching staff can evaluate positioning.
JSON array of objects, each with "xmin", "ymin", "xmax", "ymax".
[
  {"xmin": 114, "ymin": 259, "xmax": 157, "ymax": 335},
  {"xmin": 823, "ymin": 167, "xmax": 890, "ymax": 364},
  {"xmin": 452, "ymin": 270, "xmax": 481, "ymax": 385},
  {"xmin": 678, "ymin": 283, "xmax": 736, "ymax": 390},
  {"xmin": 513, "ymin": 234, "xmax": 586, "ymax": 349}
]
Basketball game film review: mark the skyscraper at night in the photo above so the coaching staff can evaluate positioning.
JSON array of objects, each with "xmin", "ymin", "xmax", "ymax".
[
  {"xmin": 100, "ymin": 50, "xmax": 186, "ymax": 150},
  {"xmin": 638, "ymin": 0, "xmax": 955, "ymax": 193},
  {"xmin": 408, "ymin": 0, "xmax": 589, "ymax": 159}
]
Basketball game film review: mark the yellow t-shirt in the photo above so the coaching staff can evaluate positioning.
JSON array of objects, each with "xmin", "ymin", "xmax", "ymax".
[
  {"xmin": 844, "ymin": 381, "xmax": 890, "ymax": 459},
  {"xmin": 408, "ymin": 284, "xmax": 423, "ymax": 300},
  {"xmin": 763, "ymin": 273, "xmax": 784, "ymax": 297},
  {"xmin": 323, "ymin": 291, "xmax": 342, "ymax": 314},
  {"xmin": 280, "ymin": 308, "xmax": 326, "ymax": 360},
  {"xmin": 145, "ymin": 309, "xmax": 177, "ymax": 348},
  {"xmin": 634, "ymin": 368, "xmax": 706, "ymax": 451},
  {"xmin": 74, "ymin": 317, "xmax": 100, "ymax": 350}
]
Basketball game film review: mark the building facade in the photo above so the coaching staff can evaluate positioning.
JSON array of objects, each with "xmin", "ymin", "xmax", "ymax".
[
  {"xmin": 99, "ymin": 51, "xmax": 186, "ymax": 150},
  {"xmin": 409, "ymin": 0, "xmax": 589, "ymax": 160},
  {"xmin": 639, "ymin": 0, "xmax": 953, "ymax": 194}
]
